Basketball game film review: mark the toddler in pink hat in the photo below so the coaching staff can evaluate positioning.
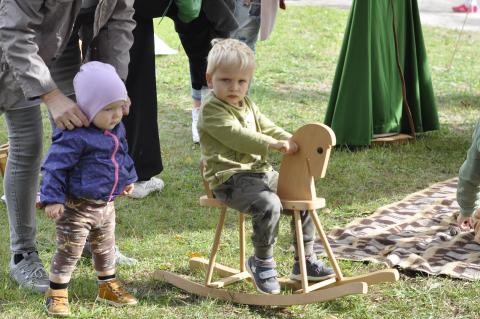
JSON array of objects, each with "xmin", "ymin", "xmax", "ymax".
[
  {"xmin": 74, "ymin": 61, "xmax": 129, "ymax": 128},
  {"xmin": 41, "ymin": 61, "xmax": 138, "ymax": 316}
]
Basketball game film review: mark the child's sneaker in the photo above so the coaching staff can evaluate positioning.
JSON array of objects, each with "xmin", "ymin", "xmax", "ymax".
[
  {"xmin": 245, "ymin": 256, "xmax": 280, "ymax": 295},
  {"xmin": 96, "ymin": 279, "xmax": 138, "ymax": 307},
  {"xmin": 45, "ymin": 288, "xmax": 71, "ymax": 317},
  {"xmin": 290, "ymin": 255, "xmax": 335, "ymax": 281}
]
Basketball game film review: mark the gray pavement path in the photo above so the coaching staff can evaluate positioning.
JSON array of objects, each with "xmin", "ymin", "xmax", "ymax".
[{"xmin": 286, "ymin": 0, "xmax": 480, "ymax": 32}]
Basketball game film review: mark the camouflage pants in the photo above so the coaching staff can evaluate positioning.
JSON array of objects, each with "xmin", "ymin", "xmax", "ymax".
[
  {"xmin": 213, "ymin": 171, "xmax": 315, "ymax": 259},
  {"xmin": 49, "ymin": 199, "xmax": 116, "ymax": 284}
]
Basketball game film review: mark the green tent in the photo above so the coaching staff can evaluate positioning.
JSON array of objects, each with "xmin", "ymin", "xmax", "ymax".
[{"xmin": 324, "ymin": 0, "xmax": 439, "ymax": 146}]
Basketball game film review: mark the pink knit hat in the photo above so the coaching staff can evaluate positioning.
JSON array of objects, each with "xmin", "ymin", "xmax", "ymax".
[{"xmin": 73, "ymin": 61, "xmax": 128, "ymax": 123}]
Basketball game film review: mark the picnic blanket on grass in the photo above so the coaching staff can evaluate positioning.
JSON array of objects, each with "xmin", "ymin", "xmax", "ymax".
[{"xmin": 314, "ymin": 178, "xmax": 480, "ymax": 280}]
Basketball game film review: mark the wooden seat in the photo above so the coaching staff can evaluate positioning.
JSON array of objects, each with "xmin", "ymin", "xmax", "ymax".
[{"xmin": 154, "ymin": 123, "xmax": 399, "ymax": 305}]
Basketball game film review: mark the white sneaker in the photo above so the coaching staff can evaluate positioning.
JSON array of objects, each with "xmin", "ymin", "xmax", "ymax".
[
  {"xmin": 129, "ymin": 176, "xmax": 165, "ymax": 199},
  {"xmin": 192, "ymin": 108, "xmax": 200, "ymax": 144}
]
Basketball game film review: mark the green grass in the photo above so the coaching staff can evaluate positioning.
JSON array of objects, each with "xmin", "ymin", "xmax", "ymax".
[{"xmin": 2, "ymin": 6, "xmax": 480, "ymax": 318}]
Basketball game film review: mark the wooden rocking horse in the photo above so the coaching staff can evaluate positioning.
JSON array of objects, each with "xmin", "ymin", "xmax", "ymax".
[{"xmin": 154, "ymin": 123, "xmax": 399, "ymax": 306}]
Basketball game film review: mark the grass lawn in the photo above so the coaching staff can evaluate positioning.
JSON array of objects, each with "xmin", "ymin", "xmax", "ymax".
[{"xmin": 1, "ymin": 6, "xmax": 480, "ymax": 319}]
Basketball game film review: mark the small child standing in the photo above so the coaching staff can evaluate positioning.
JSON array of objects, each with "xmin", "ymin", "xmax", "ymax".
[
  {"xmin": 197, "ymin": 38, "xmax": 334, "ymax": 295},
  {"xmin": 40, "ymin": 61, "xmax": 138, "ymax": 317}
]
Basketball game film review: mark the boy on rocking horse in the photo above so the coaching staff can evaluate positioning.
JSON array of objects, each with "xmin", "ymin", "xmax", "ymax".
[{"xmin": 197, "ymin": 38, "xmax": 334, "ymax": 295}]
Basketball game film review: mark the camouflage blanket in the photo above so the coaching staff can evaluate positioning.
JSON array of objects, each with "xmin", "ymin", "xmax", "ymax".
[{"xmin": 314, "ymin": 178, "xmax": 480, "ymax": 280}]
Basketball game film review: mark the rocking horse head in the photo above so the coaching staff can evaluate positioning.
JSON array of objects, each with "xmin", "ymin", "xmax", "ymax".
[{"xmin": 277, "ymin": 123, "xmax": 336, "ymax": 201}]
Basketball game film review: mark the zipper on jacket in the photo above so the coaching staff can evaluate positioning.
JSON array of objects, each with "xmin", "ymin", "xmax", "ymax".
[{"xmin": 104, "ymin": 130, "xmax": 120, "ymax": 202}]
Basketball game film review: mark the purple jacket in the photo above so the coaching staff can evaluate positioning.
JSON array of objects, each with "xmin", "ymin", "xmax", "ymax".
[{"xmin": 40, "ymin": 122, "xmax": 137, "ymax": 205}]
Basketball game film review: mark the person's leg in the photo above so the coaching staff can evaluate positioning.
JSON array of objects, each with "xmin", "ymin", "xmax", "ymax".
[
  {"xmin": 288, "ymin": 205, "xmax": 334, "ymax": 282},
  {"xmin": 289, "ymin": 211, "xmax": 315, "ymax": 258},
  {"xmin": 49, "ymin": 205, "xmax": 90, "ymax": 285},
  {"xmin": 175, "ymin": 11, "xmax": 223, "ymax": 143},
  {"xmin": 213, "ymin": 172, "xmax": 281, "ymax": 294},
  {"xmin": 190, "ymin": 86, "xmax": 210, "ymax": 144},
  {"xmin": 231, "ymin": 0, "xmax": 260, "ymax": 95},
  {"xmin": 89, "ymin": 202, "xmax": 116, "ymax": 278},
  {"xmin": 231, "ymin": 0, "xmax": 261, "ymax": 52},
  {"xmin": 90, "ymin": 202, "xmax": 137, "ymax": 306},
  {"xmin": 263, "ymin": 170, "xmax": 334, "ymax": 282},
  {"xmin": 5, "ymin": 105, "xmax": 48, "ymax": 293},
  {"xmin": 46, "ymin": 201, "xmax": 93, "ymax": 317},
  {"xmin": 123, "ymin": 12, "xmax": 164, "ymax": 187},
  {"xmin": 214, "ymin": 173, "xmax": 281, "ymax": 258}
]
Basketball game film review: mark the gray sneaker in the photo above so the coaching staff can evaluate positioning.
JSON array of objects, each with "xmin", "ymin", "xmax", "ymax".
[
  {"xmin": 82, "ymin": 243, "xmax": 137, "ymax": 266},
  {"xmin": 290, "ymin": 255, "xmax": 335, "ymax": 281},
  {"xmin": 245, "ymin": 256, "xmax": 280, "ymax": 295},
  {"xmin": 114, "ymin": 246, "xmax": 138, "ymax": 266},
  {"xmin": 10, "ymin": 252, "xmax": 49, "ymax": 293}
]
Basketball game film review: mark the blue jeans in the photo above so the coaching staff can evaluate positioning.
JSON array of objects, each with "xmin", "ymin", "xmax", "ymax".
[{"xmin": 231, "ymin": 0, "xmax": 261, "ymax": 52}]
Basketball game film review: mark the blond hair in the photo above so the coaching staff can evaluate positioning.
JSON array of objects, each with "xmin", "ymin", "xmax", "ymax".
[{"xmin": 206, "ymin": 38, "xmax": 255, "ymax": 75}]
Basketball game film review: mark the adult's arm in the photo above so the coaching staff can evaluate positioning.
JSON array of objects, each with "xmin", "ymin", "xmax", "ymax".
[
  {"xmin": 95, "ymin": 0, "xmax": 136, "ymax": 80},
  {"xmin": 0, "ymin": 0, "xmax": 56, "ymax": 99},
  {"xmin": 0, "ymin": 1, "xmax": 89, "ymax": 128},
  {"xmin": 457, "ymin": 123, "xmax": 480, "ymax": 217}
]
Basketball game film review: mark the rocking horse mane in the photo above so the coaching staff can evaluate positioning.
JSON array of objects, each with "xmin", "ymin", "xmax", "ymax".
[{"xmin": 277, "ymin": 123, "xmax": 336, "ymax": 201}]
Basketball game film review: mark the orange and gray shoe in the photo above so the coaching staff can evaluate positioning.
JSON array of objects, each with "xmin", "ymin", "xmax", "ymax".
[
  {"xmin": 96, "ymin": 279, "xmax": 138, "ymax": 307},
  {"xmin": 45, "ymin": 288, "xmax": 71, "ymax": 317}
]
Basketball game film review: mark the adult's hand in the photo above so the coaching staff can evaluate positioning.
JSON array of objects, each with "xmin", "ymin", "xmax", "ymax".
[
  {"xmin": 122, "ymin": 97, "xmax": 131, "ymax": 116},
  {"xmin": 41, "ymin": 89, "xmax": 89, "ymax": 130}
]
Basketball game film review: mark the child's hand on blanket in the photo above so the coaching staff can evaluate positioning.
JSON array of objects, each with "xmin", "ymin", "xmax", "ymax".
[{"xmin": 457, "ymin": 214, "xmax": 473, "ymax": 231}]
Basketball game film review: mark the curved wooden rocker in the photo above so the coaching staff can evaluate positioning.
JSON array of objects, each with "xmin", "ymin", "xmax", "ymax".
[{"xmin": 154, "ymin": 123, "xmax": 398, "ymax": 306}]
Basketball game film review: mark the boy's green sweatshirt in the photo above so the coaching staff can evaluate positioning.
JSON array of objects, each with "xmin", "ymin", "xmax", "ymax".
[
  {"xmin": 457, "ymin": 121, "xmax": 480, "ymax": 217},
  {"xmin": 197, "ymin": 93, "xmax": 291, "ymax": 190}
]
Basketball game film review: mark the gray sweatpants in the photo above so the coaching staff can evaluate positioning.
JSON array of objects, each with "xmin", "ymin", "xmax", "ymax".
[{"xmin": 213, "ymin": 171, "xmax": 315, "ymax": 259}]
